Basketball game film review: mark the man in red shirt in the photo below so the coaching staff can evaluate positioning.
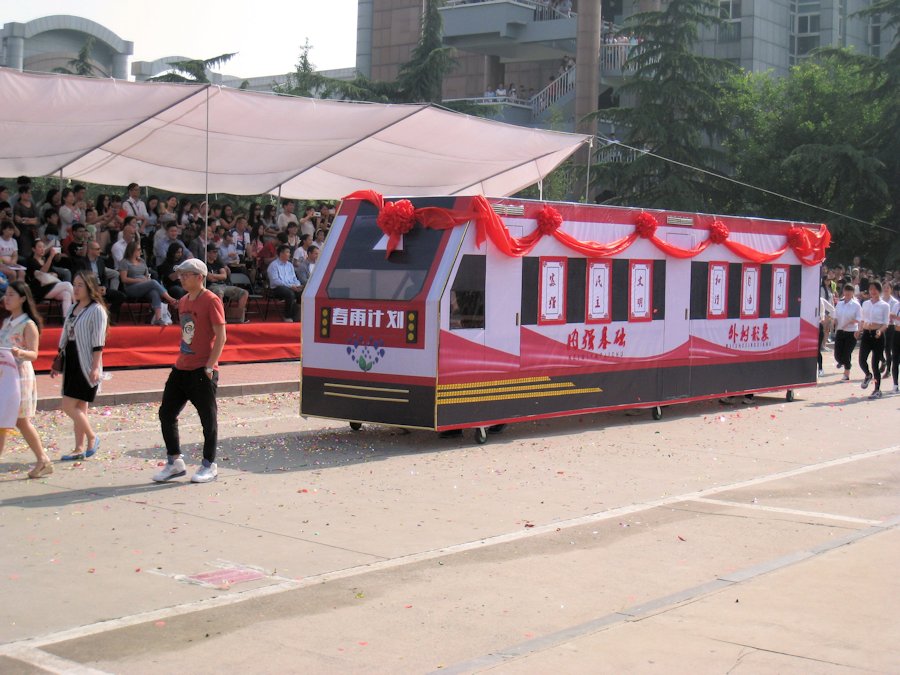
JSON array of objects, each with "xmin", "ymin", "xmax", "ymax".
[{"xmin": 153, "ymin": 259, "xmax": 226, "ymax": 483}]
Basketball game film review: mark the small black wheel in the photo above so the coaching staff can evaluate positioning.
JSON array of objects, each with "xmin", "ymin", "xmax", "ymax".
[
  {"xmin": 651, "ymin": 406, "xmax": 663, "ymax": 420},
  {"xmin": 785, "ymin": 390, "xmax": 795, "ymax": 402},
  {"xmin": 474, "ymin": 427, "xmax": 488, "ymax": 444},
  {"xmin": 349, "ymin": 422, "xmax": 363, "ymax": 431}
]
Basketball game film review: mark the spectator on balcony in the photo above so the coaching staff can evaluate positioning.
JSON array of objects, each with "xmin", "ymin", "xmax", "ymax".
[
  {"xmin": 508, "ymin": 83, "xmax": 518, "ymax": 99},
  {"xmin": 495, "ymin": 83, "xmax": 507, "ymax": 97}
]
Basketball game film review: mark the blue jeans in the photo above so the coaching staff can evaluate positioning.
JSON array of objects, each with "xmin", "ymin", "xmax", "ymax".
[{"xmin": 125, "ymin": 279, "xmax": 166, "ymax": 308}]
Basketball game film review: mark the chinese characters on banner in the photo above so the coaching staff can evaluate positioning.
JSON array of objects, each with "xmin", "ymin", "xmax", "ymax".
[
  {"xmin": 539, "ymin": 258, "xmax": 567, "ymax": 325},
  {"xmin": 707, "ymin": 262, "xmax": 728, "ymax": 319},
  {"xmin": 741, "ymin": 264, "xmax": 760, "ymax": 319},
  {"xmin": 332, "ymin": 307, "xmax": 405, "ymax": 329},
  {"xmin": 629, "ymin": 261, "xmax": 652, "ymax": 322},
  {"xmin": 771, "ymin": 264, "xmax": 789, "ymax": 318},
  {"xmin": 586, "ymin": 260, "xmax": 611, "ymax": 323}
]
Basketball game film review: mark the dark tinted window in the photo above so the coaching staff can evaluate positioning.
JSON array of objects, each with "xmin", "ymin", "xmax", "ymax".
[
  {"xmin": 326, "ymin": 214, "xmax": 446, "ymax": 301},
  {"xmin": 449, "ymin": 255, "xmax": 486, "ymax": 330}
]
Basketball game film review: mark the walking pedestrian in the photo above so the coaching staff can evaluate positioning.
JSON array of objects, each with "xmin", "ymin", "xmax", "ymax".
[
  {"xmin": 856, "ymin": 281, "xmax": 890, "ymax": 399},
  {"xmin": 53, "ymin": 271, "xmax": 108, "ymax": 461},
  {"xmin": 889, "ymin": 281, "xmax": 900, "ymax": 394},
  {"xmin": 0, "ymin": 281, "xmax": 53, "ymax": 478},
  {"xmin": 154, "ymin": 259, "xmax": 226, "ymax": 484},
  {"xmin": 833, "ymin": 283, "xmax": 861, "ymax": 381}
]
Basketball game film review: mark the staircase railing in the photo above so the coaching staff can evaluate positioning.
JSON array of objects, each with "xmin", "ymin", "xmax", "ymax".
[{"xmin": 531, "ymin": 66, "xmax": 577, "ymax": 119}]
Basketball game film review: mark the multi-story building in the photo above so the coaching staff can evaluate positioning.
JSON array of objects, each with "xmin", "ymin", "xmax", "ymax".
[{"xmin": 357, "ymin": 0, "xmax": 898, "ymax": 131}]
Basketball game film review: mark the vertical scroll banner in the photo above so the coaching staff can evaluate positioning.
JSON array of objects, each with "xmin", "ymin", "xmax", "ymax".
[
  {"xmin": 0, "ymin": 349, "xmax": 22, "ymax": 429},
  {"xmin": 771, "ymin": 265, "xmax": 790, "ymax": 318},
  {"xmin": 708, "ymin": 262, "xmax": 729, "ymax": 319},
  {"xmin": 741, "ymin": 264, "xmax": 761, "ymax": 319},
  {"xmin": 629, "ymin": 260, "xmax": 653, "ymax": 322},
  {"xmin": 539, "ymin": 257, "xmax": 567, "ymax": 325},
  {"xmin": 586, "ymin": 259, "xmax": 612, "ymax": 323}
]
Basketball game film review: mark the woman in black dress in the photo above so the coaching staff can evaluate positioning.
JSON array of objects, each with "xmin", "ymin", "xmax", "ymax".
[{"xmin": 51, "ymin": 271, "xmax": 108, "ymax": 461}]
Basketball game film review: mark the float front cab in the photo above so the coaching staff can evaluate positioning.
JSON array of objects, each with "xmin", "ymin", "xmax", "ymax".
[{"xmin": 301, "ymin": 196, "xmax": 828, "ymax": 434}]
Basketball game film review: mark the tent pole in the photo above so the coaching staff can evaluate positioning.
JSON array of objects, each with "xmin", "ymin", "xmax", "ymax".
[
  {"xmin": 203, "ymin": 87, "xmax": 210, "ymax": 265},
  {"xmin": 58, "ymin": 170, "xmax": 63, "ymax": 192},
  {"xmin": 539, "ymin": 179, "xmax": 543, "ymax": 201},
  {"xmin": 584, "ymin": 137, "xmax": 593, "ymax": 204}
]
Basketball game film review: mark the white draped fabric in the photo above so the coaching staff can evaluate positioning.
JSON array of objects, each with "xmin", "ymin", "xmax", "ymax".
[{"xmin": 0, "ymin": 68, "xmax": 589, "ymax": 199}]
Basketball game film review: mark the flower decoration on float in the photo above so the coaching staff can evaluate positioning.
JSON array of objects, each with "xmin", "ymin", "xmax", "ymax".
[
  {"xmin": 786, "ymin": 225, "xmax": 808, "ymax": 250},
  {"xmin": 376, "ymin": 199, "xmax": 417, "ymax": 239},
  {"xmin": 634, "ymin": 211, "xmax": 658, "ymax": 239},
  {"xmin": 709, "ymin": 219, "xmax": 729, "ymax": 244},
  {"xmin": 536, "ymin": 204, "xmax": 563, "ymax": 236}
]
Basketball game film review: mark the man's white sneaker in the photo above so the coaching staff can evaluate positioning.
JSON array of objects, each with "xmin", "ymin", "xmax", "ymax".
[
  {"xmin": 152, "ymin": 458, "xmax": 186, "ymax": 482},
  {"xmin": 817, "ymin": 369, "xmax": 825, "ymax": 377},
  {"xmin": 191, "ymin": 463, "xmax": 218, "ymax": 483}
]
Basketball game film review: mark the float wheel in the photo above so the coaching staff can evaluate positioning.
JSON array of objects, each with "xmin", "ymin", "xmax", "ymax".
[
  {"xmin": 652, "ymin": 406, "xmax": 663, "ymax": 421},
  {"xmin": 474, "ymin": 427, "xmax": 488, "ymax": 444},
  {"xmin": 349, "ymin": 422, "xmax": 363, "ymax": 431},
  {"xmin": 785, "ymin": 390, "xmax": 795, "ymax": 402}
]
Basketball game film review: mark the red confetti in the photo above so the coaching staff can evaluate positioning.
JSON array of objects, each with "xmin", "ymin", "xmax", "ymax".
[
  {"xmin": 155, "ymin": 621, "xmax": 166, "ymax": 627},
  {"xmin": 298, "ymin": 489, "xmax": 309, "ymax": 493},
  {"xmin": 87, "ymin": 568, "xmax": 95, "ymax": 573},
  {"xmin": 404, "ymin": 605, "xmax": 413, "ymax": 609}
]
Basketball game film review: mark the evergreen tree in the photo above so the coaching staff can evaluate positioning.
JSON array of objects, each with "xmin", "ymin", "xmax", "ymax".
[
  {"xmin": 52, "ymin": 37, "xmax": 101, "ymax": 77},
  {"xmin": 148, "ymin": 53, "xmax": 237, "ymax": 83},
  {"xmin": 590, "ymin": 0, "xmax": 736, "ymax": 211}
]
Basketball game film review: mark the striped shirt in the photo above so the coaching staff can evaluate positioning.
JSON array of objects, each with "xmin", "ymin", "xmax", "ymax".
[{"xmin": 58, "ymin": 302, "xmax": 108, "ymax": 388}]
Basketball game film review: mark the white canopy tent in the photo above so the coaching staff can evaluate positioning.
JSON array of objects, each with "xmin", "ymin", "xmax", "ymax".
[{"xmin": 0, "ymin": 68, "xmax": 590, "ymax": 199}]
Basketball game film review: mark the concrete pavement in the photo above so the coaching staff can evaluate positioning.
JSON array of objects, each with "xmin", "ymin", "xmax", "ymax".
[{"xmin": 0, "ymin": 368, "xmax": 897, "ymax": 673}]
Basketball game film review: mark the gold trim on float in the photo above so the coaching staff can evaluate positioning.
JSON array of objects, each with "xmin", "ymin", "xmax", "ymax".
[
  {"xmin": 436, "ymin": 382, "xmax": 575, "ymax": 398},
  {"xmin": 438, "ymin": 376, "xmax": 551, "ymax": 391},
  {"xmin": 438, "ymin": 387, "xmax": 602, "ymax": 405},
  {"xmin": 324, "ymin": 392, "xmax": 409, "ymax": 404},
  {"xmin": 324, "ymin": 383, "xmax": 410, "ymax": 394}
]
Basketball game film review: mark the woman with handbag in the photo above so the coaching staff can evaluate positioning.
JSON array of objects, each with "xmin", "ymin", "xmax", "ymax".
[
  {"xmin": 25, "ymin": 239, "xmax": 74, "ymax": 317},
  {"xmin": 52, "ymin": 271, "xmax": 108, "ymax": 462},
  {"xmin": 0, "ymin": 281, "xmax": 53, "ymax": 478}
]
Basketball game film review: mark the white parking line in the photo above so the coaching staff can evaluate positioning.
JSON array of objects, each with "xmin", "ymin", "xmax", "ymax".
[
  {"xmin": 692, "ymin": 498, "xmax": 884, "ymax": 526},
  {"xmin": 2, "ymin": 444, "xmax": 897, "ymax": 656}
]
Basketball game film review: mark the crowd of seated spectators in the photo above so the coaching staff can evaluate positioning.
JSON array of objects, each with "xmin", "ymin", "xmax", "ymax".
[{"xmin": 0, "ymin": 175, "xmax": 333, "ymax": 325}]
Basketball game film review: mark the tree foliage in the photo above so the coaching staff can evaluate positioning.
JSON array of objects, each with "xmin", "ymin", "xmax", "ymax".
[
  {"xmin": 148, "ymin": 52, "xmax": 237, "ymax": 83},
  {"xmin": 589, "ymin": 0, "xmax": 736, "ymax": 212},
  {"xmin": 52, "ymin": 37, "xmax": 101, "ymax": 78},
  {"xmin": 723, "ymin": 52, "xmax": 895, "ymax": 266}
]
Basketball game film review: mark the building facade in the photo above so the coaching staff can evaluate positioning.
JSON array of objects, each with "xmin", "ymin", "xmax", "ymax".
[{"xmin": 1, "ymin": 15, "xmax": 133, "ymax": 79}]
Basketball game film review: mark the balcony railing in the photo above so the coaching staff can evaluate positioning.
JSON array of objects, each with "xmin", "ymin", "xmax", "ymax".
[{"xmin": 441, "ymin": 0, "xmax": 575, "ymax": 22}]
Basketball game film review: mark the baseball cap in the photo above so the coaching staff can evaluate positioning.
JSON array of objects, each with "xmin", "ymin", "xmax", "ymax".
[{"xmin": 174, "ymin": 259, "xmax": 208, "ymax": 277}]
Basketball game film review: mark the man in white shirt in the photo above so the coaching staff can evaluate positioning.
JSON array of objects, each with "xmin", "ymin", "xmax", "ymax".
[
  {"xmin": 856, "ymin": 281, "xmax": 890, "ymax": 398},
  {"xmin": 267, "ymin": 244, "xmax": 304, "ymax": 322},
  {"xmin": 833, "ymin": 283, "xmax": 862, "ymax": 381},
  {"xmin": 275, "ymin": 200, "xmax": 299, "ymax": 233},
  {"xmin": 111, "ymin": 222, "xmax": 137, "ymax": 264},
  {"xmin": 123, "ymin": 183, "xmax": 150, "ymax": 234}
]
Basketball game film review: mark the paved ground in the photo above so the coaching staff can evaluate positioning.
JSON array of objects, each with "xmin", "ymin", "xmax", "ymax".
[{"xmin": 0, "ymin": 365, "xmax": 897, "ymax": 673}]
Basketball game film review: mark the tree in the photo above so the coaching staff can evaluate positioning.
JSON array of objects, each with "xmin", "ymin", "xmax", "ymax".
[
  {"xmin": 52, "ymin": 36, "xmax": 101, "ymax": 78},
  {"xmin": 275, "ymin": 0, "xmax": 458, "ymax": 105},
  {"xmin": 588, "ymin": 0, "xmax": 736, "ymax": 212},
  {"xmin": 723, "ymin": 53, "xmax": 894, "ymax": 266},
  {"xmin": 148, "ymin": 53, "xmax": 237, "ymax": 83}
]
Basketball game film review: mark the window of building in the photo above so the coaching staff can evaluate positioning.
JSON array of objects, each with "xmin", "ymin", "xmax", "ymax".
[{"xmin": 718, "ymin": 0, "xmax": 742, "ymax": 42}]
